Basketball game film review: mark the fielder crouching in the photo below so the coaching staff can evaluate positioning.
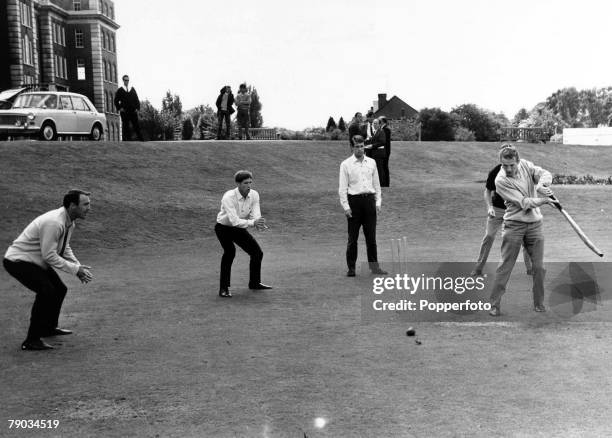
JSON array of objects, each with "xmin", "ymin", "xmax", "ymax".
[
  {"xmin": 214, "ymin": 170, "xmax": 272, "ymax": 297},
  {"xmin": 488, "ymin": 144, "xmax": 559, "ymax": 316}
]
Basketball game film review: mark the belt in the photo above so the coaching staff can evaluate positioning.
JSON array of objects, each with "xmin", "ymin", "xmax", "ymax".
[{"xmin": 348, "ymin": 193, "xmax": 374, "ymax": 198}]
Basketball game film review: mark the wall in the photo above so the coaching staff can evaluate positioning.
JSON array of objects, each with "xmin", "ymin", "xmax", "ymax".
[{"xmin": 563, "ymin": 128, "xmax": 612, "ymax": 146}]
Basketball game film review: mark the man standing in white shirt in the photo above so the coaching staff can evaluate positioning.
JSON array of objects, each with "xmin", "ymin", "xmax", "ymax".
[
  {"xmin": 3, "ymin": 190, "xmax": 93, "ymax": 350},
  {"xmin": 339, "ymin": 135, "xmax": 388, "ymax": 277},
  {"xmin": 215, "ymin": 170, "xmax": 271, "ymax": 297}
]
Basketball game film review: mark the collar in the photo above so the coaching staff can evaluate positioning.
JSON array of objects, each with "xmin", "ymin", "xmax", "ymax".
[
  {"xmin": 61, "ymin": 207, "xmax": 74, "ymax": 227},
  {"xmin": 352, "ymin": 155, "xmax": 368, "ymax": 164},
  {"xmin": 124, "ymin": 85, "xmax": 132, "ymax": 92},
  {"xmin": 234, "ymin": 187, "xmax": 250, "ymax": 200}
]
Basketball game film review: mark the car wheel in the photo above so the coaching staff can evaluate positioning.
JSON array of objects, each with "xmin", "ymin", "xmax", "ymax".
[
  {"xmin": 40, "ymin": 122, "xmax": 57, "ymax": 141},
  {"xmin": 90, "ymin": 124, "xmax": 103, "ymax": 141}
]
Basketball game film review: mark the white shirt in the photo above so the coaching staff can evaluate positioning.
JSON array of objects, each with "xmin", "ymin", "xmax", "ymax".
[
  {"xmin": 123, "ymin": 85, "xmax": 132, "ymax": 92},
  {"xmin": 338, "ymin": 155, "xmax": 382, "ymax": 210},
  {"xmin": 216, "ymin": 188, "xmax": 261, "ymax": 228},
  {"xmin": 4, "ymin": 207, "xmax": 80, "ymax": 275}
]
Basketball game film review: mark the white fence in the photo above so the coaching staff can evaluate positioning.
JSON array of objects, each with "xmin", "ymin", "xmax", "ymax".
[{"xmin": 563, "ymin": 127, "xmax": 612, "ymax": 146}]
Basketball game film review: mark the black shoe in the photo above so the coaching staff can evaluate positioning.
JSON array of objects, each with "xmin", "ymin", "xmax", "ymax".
[
  {"xmin": 41, "ymin": 327, "xmax": 72, "ymax": 337},
  {"xmin": 347, "ymin": 268, "xmax": 356, "ymax": 277},
  {"xmin": 489, "ymin": 306, "xmax": 501, "ymax": 317},
  {"xmin": 21, "ymin": 339, "xmax": 54, "ymax": 350},
  {"xmin": 371, "ymin": 268, "xmax": 388, "ymax": 275},
  {"xmin": 219, "ymin": 287, "xmax": 232, "ymax": 298},
  {"xmin": 248, "ymin": 283, "xmax": 273, "ymax": 290}
]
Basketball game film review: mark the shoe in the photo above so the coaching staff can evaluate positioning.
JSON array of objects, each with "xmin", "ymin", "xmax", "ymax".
[
  {"xmin": 248, "ymin": 283, "xmax": 273, "ymax": 290},
  {"xmin": 469, "ymin": 270, "xmax": 482, "ymax": 277},
  {"xmin": 534, "ymin": 305, "xmax": 546, "ymax": 312},
  {"xmin": 526, "ymin": 269, "xmax": 533, "ymax": 276},
  {"xmin": 347, "ymin": 269, "xmax": 356, "ymax": 277},
  {"xmin": 489, "ymin": 306, "xmax": 501, "ymax": 317},
  {"xmin": 21, "ymin": 339, "xmax": 54, "ymax": 350},
  {"xmin": 371, "ymin": 268, "xmax": 388, "ymax": 275},
  {"xmin": 41, "ymin": 327, "xmax": 72, "ymax": 336},
  {"xmin": 218, "ymin": 287, "xmax": 232, "ymax": 298}
]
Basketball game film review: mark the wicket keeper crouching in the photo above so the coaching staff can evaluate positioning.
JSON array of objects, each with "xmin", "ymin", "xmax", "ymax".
[
  {"xmin": 489, "ymin": 144, "xmax": 559, "ymax": 316},
  {"xmin": 214, "ymin": 170, "xmax": 272, "ymax": 297}
]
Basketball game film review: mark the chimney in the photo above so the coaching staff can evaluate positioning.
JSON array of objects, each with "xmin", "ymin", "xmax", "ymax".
[{"xmin": 378, "ymin": 93, "xmax": 387, "ymax": 110}]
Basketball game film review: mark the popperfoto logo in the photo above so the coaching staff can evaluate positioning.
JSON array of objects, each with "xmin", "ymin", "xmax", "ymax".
[
  {"xmin": 359, "ymin": 262, "xmax": 612, "ymax": 322},
  {"xmin": 371, "ymin": 273, "xmax": 490, "ymax": 314}
]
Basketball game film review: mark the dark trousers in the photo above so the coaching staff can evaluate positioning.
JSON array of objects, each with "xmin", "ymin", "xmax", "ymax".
[
  {"xmin": 237, "ymin": 109, "xmax": 250, "ymax": 139},
  {"xmin": 217, "ymin": 111, "xmax": 231, "ymax": 139},
  {"xmin": 120, "ymin": 110, "xmax": 143, "ymax": 141},
  {"xmin": 214, "ymin": 223, "xmax": 263, "ymax": 288},
  {"xmin": 374, "ymin": 157, "xmax": 387, "ymax": 187},
  {"xmin": 3, "ymin": 259, "xmax": 67, "ymax": 341},
  {"xmin": 382, "ymin": 157, "xmax": 390, "ymax": 187},
  {"xmin": 346, "ymin": 194, "xmax": 378, "ymax": 269}
]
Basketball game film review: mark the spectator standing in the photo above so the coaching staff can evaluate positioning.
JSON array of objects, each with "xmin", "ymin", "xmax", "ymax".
[
  {"xmin": 215, "ymin": 86, "xmax": 235, "ymax": 140},
  {"xmin": 235, "ymin": 84, "xmax": 252, "ymax": 140},
  {"xmin": 114, "ymin": 75, "xmax": 144, "ymax": 141},
  {"xmin": 379, "ymin": 116, "xmax": 391, "ymax": 187}
]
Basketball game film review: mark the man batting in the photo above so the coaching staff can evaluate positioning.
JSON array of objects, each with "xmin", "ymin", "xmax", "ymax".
[{"xmin": 489, "ymin": 144, "xmax": 558, "ymax": 316}]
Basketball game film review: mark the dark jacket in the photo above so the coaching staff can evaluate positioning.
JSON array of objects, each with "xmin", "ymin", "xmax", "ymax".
[
  {"xmin": 215, "ymin": 88, "xmax": 235, "ymax": 115},
  {"xmin": 114, "ymin": 86, "xmax": 140, "ymax": 112},
  {"xmin": 348, "ymin": 121, "xmax": 362, "ymax": 146},
  {"xmin": 365, "ymin": 128, "xmax": 387, "ymax": 158},
  {"xmin": 382, "ymin": 126, "xmax": 391, "ymax": 157}
]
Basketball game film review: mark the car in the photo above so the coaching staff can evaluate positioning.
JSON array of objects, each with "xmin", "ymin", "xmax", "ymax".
[
  {"xmin": 0, "ymin": 91, "xmax": 106, "ymax": 141},
  {"xmin": 0, "ymin": 87, "xmax": 29, "ymax": 109}
]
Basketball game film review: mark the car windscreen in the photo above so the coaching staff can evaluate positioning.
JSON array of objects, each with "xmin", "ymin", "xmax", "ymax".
[{"xmin": 12, "ymin": 94, "xmax": 58, "ymax": 109}]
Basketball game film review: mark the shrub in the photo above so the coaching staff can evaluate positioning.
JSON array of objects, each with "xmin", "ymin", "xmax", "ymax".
[{"xmin": 454, "ymin": 126, "xmax": 476, "ymax": 141}]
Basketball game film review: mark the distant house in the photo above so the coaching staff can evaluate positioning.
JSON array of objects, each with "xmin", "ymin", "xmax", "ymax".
[{"xmin": 372, "ymin": 93, "xmax": 418, "ymax": 120}]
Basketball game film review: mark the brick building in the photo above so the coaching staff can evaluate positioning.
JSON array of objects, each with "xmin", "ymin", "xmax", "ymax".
[
  {"xmin": 372, "ymin": 93, "xmax": 419, "ymax": 120},
  {"xmin": 0, "ymin": 0, "xmax": 121, "ymax": 140}
]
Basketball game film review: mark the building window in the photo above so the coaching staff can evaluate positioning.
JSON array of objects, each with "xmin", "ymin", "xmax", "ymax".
[
  {"xmin": 102, "ymin": 2, "xmax": 108, "ymax": 16},
  {"xmin": 73, "ymin": 1, "xmax": 81, "ymax": 11},
  {"xmin": 52, "ymin": 22, "xmax": 65, "ymax": 46},
  {"xmin": 77, "ymin": 58, "xmax": 86, "ymax": 80},
  {"xmin": 21, "ymin": 1, "xmax": 32, "ymax": 27},
  {"xmin": 111, "ymin": 35, "xmax": 115, "ymax": 53},
  {"xmin": 23, "ymin": 35, "xmax": 33, "ymax": 65},
  {"xmin": 75, "ymin": 30, "xmax": 84, "ymax": 48},
  {"xmin": 55, "ymin": 55, "xmax": 67, "ymax": 79}
]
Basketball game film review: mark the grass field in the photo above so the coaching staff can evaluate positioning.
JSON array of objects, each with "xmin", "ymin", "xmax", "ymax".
[{"xmin": 1, "ymin": 139, "xmax": 611, "ymax": 437}]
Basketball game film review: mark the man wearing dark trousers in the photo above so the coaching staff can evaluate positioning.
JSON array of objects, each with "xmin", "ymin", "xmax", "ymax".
[
  {"xmin": 215, "ymin": 85, "xmax": 235, "ymax": 140},
  {"xmin": 114, "ymin": 74, "xmax": 143, "ymax": 141},
  {"xmin": 3, "ymin": 190, "xmax": 93, "ymax": 350},
  {"xmin": 339, "ymin": 135, "xmax": 387, "ymax": 277},
  {"xmin": 214, "ymin": 170, "xmax": 272, "ymax": 297}
]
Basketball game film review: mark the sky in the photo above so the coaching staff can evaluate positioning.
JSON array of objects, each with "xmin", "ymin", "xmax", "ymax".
[{"xmin": 115, "ymin": 0, "xmax": 612, "ymax": 130}]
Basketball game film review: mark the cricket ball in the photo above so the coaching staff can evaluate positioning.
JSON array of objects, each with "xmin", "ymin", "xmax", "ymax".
[{"xmin": 406, "ymin": 327, "xmax": 416, "ymax": 337}]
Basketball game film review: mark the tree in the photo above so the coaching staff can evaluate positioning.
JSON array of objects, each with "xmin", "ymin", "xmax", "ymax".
[
  {"xmin": 182, "ymin": 118, "xmax": 194, "ymax": 140},
  {"xmin": 248, "ymin": 86, "xmax": 263, "ymax": 128},
  {"xmin": 450, "ymin": 104, "xmax": 499, "ymax": 141},
  {"xmin": 418, "ymin": 107, "xmax": 455, "ymax": 141},
  {"xmin": 512, "ymin": 108, "xmax": 529, "ymax": 127},
  {"xmin": 161, "ymin": 90, "xmax": 182, "ymax": 118},
  {"xmin": 326, "ymin": 116, "xmax": 337, "ymax": 132},
  {"xmin": 138, "ymin": 100, "xmax": 161, "ymax": 141},
  {"xmin": 338, "ymin": 117, "xmax": 347, "ymax": 132},
  {"xmin": 546, "ymin": 87, "xmax": 580, "ymax": 126}
]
